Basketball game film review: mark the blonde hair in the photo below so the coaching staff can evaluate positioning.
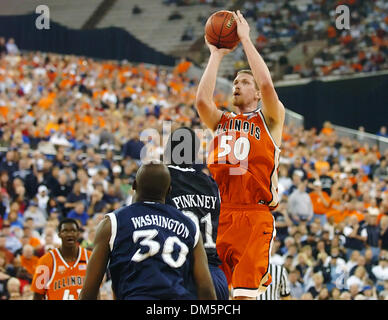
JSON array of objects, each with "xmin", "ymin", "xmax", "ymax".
[{"xmin": 236, "ymin": 69, "xmax": 259, "ymax": 91}]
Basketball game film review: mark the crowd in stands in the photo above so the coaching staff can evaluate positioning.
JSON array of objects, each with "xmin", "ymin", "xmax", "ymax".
[
  {"xmin": 220, "ymin": 0, "xmax": 388, "ymax": 80},
  {"xmin": 163, "ymin": 0, "xmax": 226, "ymax": 7},
  {"xmin": 273, "ymin": 121, "xmax": 388, "ymax": 300},
  {"xmin": 0, "ymin": 40, "xmax": 387, "ymax": 300}
]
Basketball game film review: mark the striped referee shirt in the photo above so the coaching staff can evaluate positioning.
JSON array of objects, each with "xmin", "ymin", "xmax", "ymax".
[{"xmin": 257, "ymin": 264, "xmax": 291, "ymax": 300}]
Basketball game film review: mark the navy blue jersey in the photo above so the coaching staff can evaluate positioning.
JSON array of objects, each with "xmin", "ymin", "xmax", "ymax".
[
  {"xmin": 106, "ymin": 201, "xmax": 199, "ymax": 300},
  {"xmin": 166, "ymin": 165, "xmax": 222, "ymax": 266}
]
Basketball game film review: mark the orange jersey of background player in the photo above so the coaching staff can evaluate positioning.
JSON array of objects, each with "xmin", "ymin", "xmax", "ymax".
[
  {"xmin": 208, "ymin": 108, "xmax": 280, "ymax": 208},
  {"xmin": 31, "ymin": 247, "xmax": 91, "ymax": 300}
]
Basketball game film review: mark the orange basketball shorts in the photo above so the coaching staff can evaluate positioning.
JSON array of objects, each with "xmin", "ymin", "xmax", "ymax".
[{"xmin": 216, "ymin": 203, "xmax": 276, "ymax": 298}]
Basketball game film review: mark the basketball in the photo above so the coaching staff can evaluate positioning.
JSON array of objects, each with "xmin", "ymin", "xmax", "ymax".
[{"xmin": 205, "ymin": 10, "xmax": 240, "ymax": 49}]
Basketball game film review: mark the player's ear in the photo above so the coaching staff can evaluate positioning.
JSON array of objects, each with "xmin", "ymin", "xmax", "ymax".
[{"xmin": 256, "ymin": 90, "xmax": 261, "ymax": 100}]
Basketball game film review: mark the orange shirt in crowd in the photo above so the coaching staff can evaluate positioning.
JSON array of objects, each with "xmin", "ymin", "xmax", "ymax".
[
  {"xmin": 331, "ymin": 60, "xmax": 344, "ymax": 71},
  {"xmin": 0, "ymin": 104, "xmax": 9, "ymax": 119},
  {"xmin": 341, "ymin": 34, "xmax": 352, "ymax": 45},
  {"xmin": 29, "ymin": 237, "xmax": 42, "ymax": 249},
  {"xmin": 327, "ymin": 26, "xmax": 337, "ymax": 38},
  {"xmin": 20, "ymin": 255, "xmax": 39, "ymax": 276},
  {"xmin": 326, "ymin": 198, "xmax": 344, "ymax": 224},
  {"xmin": 38, "ymin": 92, "xmax": 56, "ymax": 109},
  {"xmin": 314, "ymin": 160, "xmax": 330, "ymax": 175},
  {"xmin": 174, "ymin": 60, "xmax": 192, "ymax": 74},
  {"xmin": 256, "ymin": 34, "xmax": 267, "ymax": 45},
  {"xmin": 44, "ymin": 122, "xmax": 59, "ymax": 136},
  {"xmin": 352, "ymin": 63, "xmax": 363, "ymax": 72},
  {"xmin": 326, "ymin": 209, "xmax": 347, "ymax": 224},
  {"xmin": 309, "ymin": 191, "xmax": 331, "ymax": 215},
  {"xmin": 321, "ymin": 65, "xmax": 331, "ymax": 75},
  {"xmin": 343, "ymin": 210, "xmax": 365, "ymax": 222},
  {"xmin": 321, "ymin": 127, "xmax": 334, "ymax": 136},
  {"xmin": 169, "ymin": 81, "xmax": 184, "ymax": 93},
  {"xmin": 377, "ymin": 213, "xmax": 384, "ymax": 224}
]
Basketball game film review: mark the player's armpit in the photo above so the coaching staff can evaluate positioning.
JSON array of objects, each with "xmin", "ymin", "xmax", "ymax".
[
  {"xmin": 260, "ymin": 100, "xmax": 285, "ymax": 147},
  {"xmin": 192, "ymin": 234, "xmax": 217, "ymax": 300},
  {"xmin": 79, "ymin": 216, "xmax": 111, "ymax": 300},
  {"xmin": 260, "ymin": 97, "xmax": 285, "ymax": 128}
]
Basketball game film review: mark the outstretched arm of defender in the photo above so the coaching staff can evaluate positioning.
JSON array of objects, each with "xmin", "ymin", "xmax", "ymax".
[
  {"xmin": 195, "ymin": 39, "xmax": 234, "ymax": 131},
  {"xmin": 233, "ymin": 11, "xmax": 285, "ymax": 134}
]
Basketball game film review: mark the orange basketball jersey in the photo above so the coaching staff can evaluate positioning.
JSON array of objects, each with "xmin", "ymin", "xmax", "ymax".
[
  {"xmin": 31, "ymin": 247, "xmax": 91, "ymax": 300},
  {"xmin": 207, "ymin": 109, "xmax": 280, "ymax": 208}
]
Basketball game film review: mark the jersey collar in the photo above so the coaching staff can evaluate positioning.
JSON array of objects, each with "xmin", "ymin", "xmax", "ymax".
[{"xmin": 240, "ymin": 101, "xmax": 262, "ymax": 116}]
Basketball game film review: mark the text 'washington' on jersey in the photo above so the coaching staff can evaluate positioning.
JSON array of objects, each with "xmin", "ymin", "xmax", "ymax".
[{"xmin": 131, "ymin": 214, "xmax": 190, "ymax": 239}]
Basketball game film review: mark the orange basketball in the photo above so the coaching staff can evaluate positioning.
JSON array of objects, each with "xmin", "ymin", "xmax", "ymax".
[{"xmin": 205, "ymin": 10, "xmax": 240, "ymax": 49}]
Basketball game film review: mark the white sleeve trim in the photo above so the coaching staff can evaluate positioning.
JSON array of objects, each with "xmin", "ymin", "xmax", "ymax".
[
  {"xmin": 194, "ymin": 223, "xmax": 200, "ymax": 247},
  {"xmin": 105, "ymin": 212, "xmax": 117, "ymax": 252},
  {"xmin": 233, "ymin": 287, "xmax": 260, "ymax": 298}
]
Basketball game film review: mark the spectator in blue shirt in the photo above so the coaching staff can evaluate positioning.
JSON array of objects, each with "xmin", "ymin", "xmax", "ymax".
[
  {"xmin": 0, "ymin": 224, "xmax": 21, "ymax": 255},
  {"xmin": 122, "ymin": 134, "xmax": 144, "ymax": 160},
  {"xmin": 376, "ymin": 126, "xmax": 388, "ymax": 138},
  {"xmin": 67, "ymin": 201, "xmax": 89, "ymax": 226},
  {"xmin": 3, "ymin": 204, "xmax": 24, "ymax": 230}
]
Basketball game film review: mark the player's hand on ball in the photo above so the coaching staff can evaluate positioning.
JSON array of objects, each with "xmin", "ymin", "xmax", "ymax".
[
  {"xmin": 232, "ymin": 10, "xmax": 250, "ymax": 42},
  {"xmin": 204, "ymin": 36, "xmax": 237, "ymax": 56}
]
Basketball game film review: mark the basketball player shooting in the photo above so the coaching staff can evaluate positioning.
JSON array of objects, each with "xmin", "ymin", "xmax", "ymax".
[{"xmin": 196, "ymin": 10, "xmax": 285, "ymax": 300}]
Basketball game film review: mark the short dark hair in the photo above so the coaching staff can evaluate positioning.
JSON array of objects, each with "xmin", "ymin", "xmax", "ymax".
[{"xmin": 58, "ymin": 218, "xmax": 80, "ymax": 232}]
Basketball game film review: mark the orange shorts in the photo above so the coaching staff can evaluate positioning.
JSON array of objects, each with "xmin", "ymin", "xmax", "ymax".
[{"xmin": 216, "ymin": 203, "xmax": 276, "ymax": 298}]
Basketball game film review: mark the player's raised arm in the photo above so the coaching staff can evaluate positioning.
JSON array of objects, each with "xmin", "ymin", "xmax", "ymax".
[
  {"xmin": 192, "ymin": 234, "xmax": 217, "ymax": 300},
  {"xmin": 195, "ymin": 40, "xmax": 233, "ymax": 131},
  {"xmin": 79, "ymin": 216, "xmax": 111, "ymax": 300},
  {"xmin": 233, "ymin": 11, "xmax": 285, "ymax": 135}
]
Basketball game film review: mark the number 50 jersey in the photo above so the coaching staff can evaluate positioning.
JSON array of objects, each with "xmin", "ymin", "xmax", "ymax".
[
  {"xmin": 207, "ymin": 109, "xmax": 281, "ymax": 209},
  {"xmin": 106, "ymin": 201, "xmax": 199, "ymax": 300}
]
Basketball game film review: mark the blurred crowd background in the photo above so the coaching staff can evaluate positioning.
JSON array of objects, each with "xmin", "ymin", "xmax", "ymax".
[
  {"xmin": 0, "ymin": 0, "xmax": 387, "ymax": 300},
  {"xmin": 0, "ymin": 39, "xmax": 387, "ymax": 300}
]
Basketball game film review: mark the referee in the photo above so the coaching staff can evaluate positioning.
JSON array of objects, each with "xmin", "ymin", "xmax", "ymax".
[{"xmin": 257, "ymin": 263, "xmax": 291, "ymax": 300}]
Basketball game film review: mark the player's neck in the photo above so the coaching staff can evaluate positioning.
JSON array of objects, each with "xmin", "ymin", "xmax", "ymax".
[
  {"xmin": 134, "ymin": 194, "xmax": 165, "ymax": 204},
  {"xmin": 236, "ymin": 101, "xmax": 260, "ymax": 114},
  {"xmin": 59, "ymin": 246, "xmax": 79, "ymax": 261}
]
